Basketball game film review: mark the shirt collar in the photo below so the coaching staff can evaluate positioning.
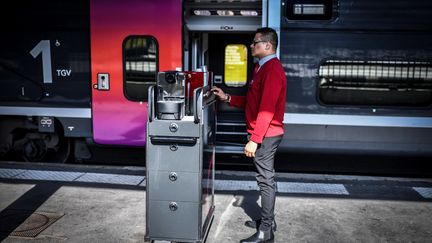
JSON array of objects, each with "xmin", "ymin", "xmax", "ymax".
[{"xmin": 258, "ymin": 54, "xmax": 277, "ymax": 67}]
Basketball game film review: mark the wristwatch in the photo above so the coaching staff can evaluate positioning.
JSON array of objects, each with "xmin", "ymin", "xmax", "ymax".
[{"xmin": 224, "ymin": 93, "xmax": 231, "ymax": 103}]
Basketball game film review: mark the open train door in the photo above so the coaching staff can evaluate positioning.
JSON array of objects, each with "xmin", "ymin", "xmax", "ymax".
[
  {"xmin": 90, "ymin": 0, "xmax": 182, "ymax": 146},
  {"xmin": 184, "ymin": 1, "xmax": 262, "ymax": 154}
]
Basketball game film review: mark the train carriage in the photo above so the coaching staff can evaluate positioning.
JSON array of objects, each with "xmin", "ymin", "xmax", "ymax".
[{"xmin": 0, "ymin": 0, "xmax": 431, "ymax": 164}]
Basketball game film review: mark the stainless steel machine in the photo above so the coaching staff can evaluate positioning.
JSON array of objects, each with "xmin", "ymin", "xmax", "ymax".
[{"xmin": 145, "ymin": 70, "xmax": 216, "ymax": 243}]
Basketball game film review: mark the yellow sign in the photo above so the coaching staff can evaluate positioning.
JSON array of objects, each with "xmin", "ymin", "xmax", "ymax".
[{"xmin": 224, "ymin": 44, "xmax": 247, "ymax": 87}]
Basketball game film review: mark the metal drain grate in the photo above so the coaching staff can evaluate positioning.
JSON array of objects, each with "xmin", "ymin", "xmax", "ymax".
[{"xmin": 0, "ymin": 210, "xmax": 64, "ymax": 238}]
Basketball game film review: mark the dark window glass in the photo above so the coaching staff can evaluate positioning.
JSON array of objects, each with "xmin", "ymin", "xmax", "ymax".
[
  {"xmin": 318, "ymin": 60, "xmax": 432, "ymax": 107},
  {"xmin": 123, "ymin": 36, "xmax": 158, "ymax": 101}
]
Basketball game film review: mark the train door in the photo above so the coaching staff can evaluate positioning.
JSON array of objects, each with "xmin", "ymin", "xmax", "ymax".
[
  {"xmin": 90, "ymin": 0, "xmax": 182, "ymax": 146},
  {"xmin": 207, "ymin": 33, "xmax": 255, "ymax": 151},
  {"xmin": 184, "ymin": 0, "xmax": 262, "ymax": 154}
]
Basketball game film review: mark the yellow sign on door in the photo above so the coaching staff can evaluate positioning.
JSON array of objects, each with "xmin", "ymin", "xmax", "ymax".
[{"xmin": 224, "ymin": 44, "xmax": 247, "ymax": 87}]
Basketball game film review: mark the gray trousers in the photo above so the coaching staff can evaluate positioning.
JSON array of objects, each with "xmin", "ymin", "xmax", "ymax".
[{"xmin": 253, "ymin": 135, "xmax": 283, "ymax": 231}]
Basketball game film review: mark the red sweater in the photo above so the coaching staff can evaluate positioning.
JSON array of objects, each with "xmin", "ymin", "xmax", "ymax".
[{"xmin": 230, "ymin": 58, "xmax": 287, "ymax": 144}]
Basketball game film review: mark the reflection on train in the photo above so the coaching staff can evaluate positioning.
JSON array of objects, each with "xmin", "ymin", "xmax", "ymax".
[{"xmin": 0, "ymin": 0, "xmax": 431, "ymax": 164}]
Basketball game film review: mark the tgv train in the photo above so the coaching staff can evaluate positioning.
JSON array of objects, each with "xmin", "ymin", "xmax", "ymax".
[{"xmin": 0, "ymin": 0, "xmax": 431, "ymax": 163}]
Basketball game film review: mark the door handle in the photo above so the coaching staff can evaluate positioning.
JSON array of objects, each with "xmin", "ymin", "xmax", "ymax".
[{"xmin": 94, "ymin": 73, "xmax": 110, "ymax": 90}]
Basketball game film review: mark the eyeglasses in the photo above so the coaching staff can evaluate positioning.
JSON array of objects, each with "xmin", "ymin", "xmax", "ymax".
[{"xmin": 251, "ymin": 40, "xmax": 267, "ymax": 46}]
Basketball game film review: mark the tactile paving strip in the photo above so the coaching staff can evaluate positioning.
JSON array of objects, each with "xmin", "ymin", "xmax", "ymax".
[
  {"xmin": 139, "ymin": 179, "xmax": 147, "ymax": 187},
  {"xmin": 0, "ymin": 169, "xmax": 145, "ymax": 186},
  {"xmin": 75, "ymin": 173, "xmax": 145, "ymax": 185},
  {"xmin": 0, "ymin": 169, "xmax": 26, "ymax": 179},
  {"xmin": 212, "ymin": 180, "xmax": 348, "ymax": 195},
  {"xmin": 1, "ymin": 169, "xmax": 349, "ymax": 195},
  {"xmin": 214, "ymin": 179, "xmax": 259, "ymax": 191},
  {"xmin": 413, "ymin": 187, "xmax": 432, "ymax": 199},
  {"xmin": 13, "ymin": 170, "xmax": 82, "ymax": 182},
  {"xmin": 277, "ymin": 182, "xmax": 349, "ymax": 195}
]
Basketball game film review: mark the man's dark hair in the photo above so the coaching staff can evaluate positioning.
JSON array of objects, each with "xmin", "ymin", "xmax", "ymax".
[{"xmin": 256, "ymin": 27, "xmax": 278, "ymax": 50}]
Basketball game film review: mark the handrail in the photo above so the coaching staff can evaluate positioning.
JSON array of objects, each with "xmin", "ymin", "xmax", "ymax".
[
  {"xmin": 148, "ymin": 85, "xmax": 155, "ymax": 122},
  {"xmin": 193, "ymin": 87, "xmax": 203, "ymax": 123}
]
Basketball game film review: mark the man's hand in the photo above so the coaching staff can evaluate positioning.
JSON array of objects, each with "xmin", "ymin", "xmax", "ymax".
[
  {"xmin": 244, "ymin": 140, "xmax": 258, "ymax": 158},
  {"xmin": 211, "ymin": 86, "xmax": 228, "ymax": 101}
]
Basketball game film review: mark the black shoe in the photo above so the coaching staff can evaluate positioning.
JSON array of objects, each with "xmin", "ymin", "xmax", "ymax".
[
  {"xmin": 245, "ymin": 219, "xmax": 277, "ymax": 232},
  {"xmin": 240, "ymin": 229, "xmax": 274, "ymax": 243}
]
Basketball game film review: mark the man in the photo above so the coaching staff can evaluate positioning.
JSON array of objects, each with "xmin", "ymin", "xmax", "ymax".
[{"xmin": 212, "ymin": 27, "xmax": 287, "ymax": 243}]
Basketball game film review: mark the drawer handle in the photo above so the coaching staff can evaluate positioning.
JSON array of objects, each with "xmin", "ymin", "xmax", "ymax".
[
  {"xmin": 150, "ymin": 136, "xmax": 197, "ymax": 145},
  {"xmin": 169, "ymin": 202, "xmax": 178, "ymax": 211},
  {"xmin": 169, "ymin": 172, "xmax": 178, "ymax": 181},
  {"xmin": 169, "ymin": 123, "xmax": 178, "ymax": 132}
]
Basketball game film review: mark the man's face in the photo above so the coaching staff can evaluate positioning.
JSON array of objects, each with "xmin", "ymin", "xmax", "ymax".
[{"xmin": 250, "ymin": 33, "xmax": 270, "ymax": 58}]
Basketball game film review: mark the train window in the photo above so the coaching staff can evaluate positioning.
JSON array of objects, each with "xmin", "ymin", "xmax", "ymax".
[
  {"xmin": 224, "ymin": 44, "xmax": 248, "ymax": 87},
  {"xmin": 123, "ymin": 36, "xmax": 158, "ymax": 101},
  {"xmin": 318, "ymin": 60, "xmax": 432, "ymax": 107},
  {"xmin": 284, "ymin": 0, "xmax": 334, "ymax": 20}
]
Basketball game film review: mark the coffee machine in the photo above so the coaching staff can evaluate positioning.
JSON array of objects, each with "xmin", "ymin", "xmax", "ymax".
[{"xmin": 156, "ymin": 72, "xmax": 186, "ymax": 120}]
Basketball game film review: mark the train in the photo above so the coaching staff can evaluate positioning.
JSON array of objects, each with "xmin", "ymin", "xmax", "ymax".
[{"xmin": 1, "ymin": 0, "xmax": 431, "ymax": 164}]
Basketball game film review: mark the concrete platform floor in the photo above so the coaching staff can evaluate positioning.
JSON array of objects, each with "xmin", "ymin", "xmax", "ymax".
[{"xmin": 0, "ymin": 162, "xmax": 432, "ymax": 243}]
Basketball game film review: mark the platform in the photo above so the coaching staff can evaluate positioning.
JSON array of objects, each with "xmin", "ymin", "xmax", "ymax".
[{"xmin": 1, "ymin": 162, "xmax": 432, "ymax": 242}]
